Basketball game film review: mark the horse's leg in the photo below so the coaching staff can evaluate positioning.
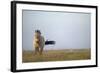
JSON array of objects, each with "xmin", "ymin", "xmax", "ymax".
[
  {"xmin": 35, "ymin": 47, "xmax": 39, "ymax": 55},
  {"xmin": 40, "ymin": 46, "xmax": 44, "ymax": 55}
]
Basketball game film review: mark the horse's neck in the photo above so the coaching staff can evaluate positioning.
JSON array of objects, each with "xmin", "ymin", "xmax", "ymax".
[{"xmin": 36, "ymin": 36, "xmax": 41, "ymax": 40}]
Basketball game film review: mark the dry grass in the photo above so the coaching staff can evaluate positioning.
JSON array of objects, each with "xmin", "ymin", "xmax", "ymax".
[{"xmin": 22, "ymin": 49, "xmax": 91, "ymax": 63}]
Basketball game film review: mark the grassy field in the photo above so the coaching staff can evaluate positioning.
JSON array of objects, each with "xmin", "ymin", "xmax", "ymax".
[{"xmin": 22, "ymin": 49, "xmax": 91, "ymax": 63}]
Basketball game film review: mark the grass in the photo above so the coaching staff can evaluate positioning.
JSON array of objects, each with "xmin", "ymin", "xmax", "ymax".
[{"xmin": 22, "ymin": 49, "xmax": 91, "ymax": 63}]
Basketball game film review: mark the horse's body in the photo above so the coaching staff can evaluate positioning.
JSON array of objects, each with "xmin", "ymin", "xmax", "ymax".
[{"xmin": 33, "ymin": 35, "xmax": 45, "ymax": 54}]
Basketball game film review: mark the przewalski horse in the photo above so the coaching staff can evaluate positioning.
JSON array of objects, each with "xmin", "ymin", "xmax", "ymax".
[{"xmin": 33, "ymin": 30, "xmax": 55, "ymax": 55}]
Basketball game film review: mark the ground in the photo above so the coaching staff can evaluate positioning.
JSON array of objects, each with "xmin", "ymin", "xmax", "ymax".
[{"xmin": 22, "ymin": 49, "xmax": 91, "ymax": 63}]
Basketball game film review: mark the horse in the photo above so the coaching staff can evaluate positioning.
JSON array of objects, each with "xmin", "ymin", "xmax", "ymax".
[{"xmin": 33, "ymin": 30, "xmax": 55, "ymax": 55}]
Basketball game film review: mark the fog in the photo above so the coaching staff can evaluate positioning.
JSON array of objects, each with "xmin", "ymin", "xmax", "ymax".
[{"xmin": 22, "ymin": 10, "xmax": 91, "ymax": 50}]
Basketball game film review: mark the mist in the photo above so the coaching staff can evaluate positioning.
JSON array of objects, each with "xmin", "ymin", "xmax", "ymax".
[{"xmin": 22, "ymin": 10, "xmax": 91, "ymax": 51}]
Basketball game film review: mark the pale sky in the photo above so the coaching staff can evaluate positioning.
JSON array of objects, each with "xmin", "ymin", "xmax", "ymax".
[{"xmin": 22, "ymin": 10, "xmax": 91, "ymax": 50}]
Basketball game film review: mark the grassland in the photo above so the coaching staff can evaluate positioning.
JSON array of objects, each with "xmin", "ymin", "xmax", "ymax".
[{"xmin": 22, "ymin": 49, "xmax": 91, "ymax": 63}]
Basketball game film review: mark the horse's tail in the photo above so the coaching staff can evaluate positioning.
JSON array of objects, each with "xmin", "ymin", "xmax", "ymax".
[{"xmin": 45, "ymin": 40, "xmax": 55, "ymax": 45}]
